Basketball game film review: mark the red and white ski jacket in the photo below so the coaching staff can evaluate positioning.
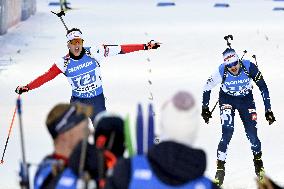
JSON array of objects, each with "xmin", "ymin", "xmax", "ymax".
[{"xmin": 26, "ymin": 44, "xmax": 146, "ymax": 91}]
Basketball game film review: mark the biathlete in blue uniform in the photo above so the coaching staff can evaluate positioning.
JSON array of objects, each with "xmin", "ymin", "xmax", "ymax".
[
  {"xmin": 201, "ymin": 48, "xmax": 276, "ymax": 186},
  {"xmin": 15, "ymin": 28, "xmax": 161, "ymax": 121}
]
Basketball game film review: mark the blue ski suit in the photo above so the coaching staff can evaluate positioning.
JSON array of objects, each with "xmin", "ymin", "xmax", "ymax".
[
  {"xmin": 34, "ymin": 155, "xmax": 78, "ymax": 189},
  {"xmin": 202, "ymin": 60, "xmax": 271, "ymax": 161}
]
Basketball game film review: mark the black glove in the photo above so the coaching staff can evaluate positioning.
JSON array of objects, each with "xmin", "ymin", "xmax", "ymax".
[
  {"xmin": 15, "ymin": 85, "xmax": 29, "ymax": 94},
  {"xmin": 145, "ymin": 40, "xmax": 161, "ymax": 50},
  {"xmin": 201, "ymin": 107, "xmax": 212, "ymax": 124},
  {"xmin": 265, "ymin": 110, "xmax": 276, "ymax": 125}
]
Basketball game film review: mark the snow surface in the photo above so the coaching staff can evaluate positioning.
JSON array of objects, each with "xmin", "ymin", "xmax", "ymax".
[{"xmin": 0, "ymin": 0, "xmax": 284, "ymax": 188}]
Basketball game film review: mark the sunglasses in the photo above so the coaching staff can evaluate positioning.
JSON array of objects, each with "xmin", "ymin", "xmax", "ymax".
[
  {"xmin": 69, "ymin": 39, "xmax": 84, "ymax": 45},
  {"xmin": 227, "ymin": 61, "xmax": 239, "ymax": 68}
]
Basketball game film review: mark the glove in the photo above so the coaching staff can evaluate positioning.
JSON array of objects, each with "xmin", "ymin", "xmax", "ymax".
[
  {"xmin": 265, "ymin": 110, "xmax": 275, "ymax": 125},
  {"xmin": 201, "ymin": 107, "xmax": 212, "ymax": 124},
  {"xmin": 15, "ymin": 85, "xmax": 29, "ymax": 94},
  {"xmin": 145, "ymin": 40, "xmax": 161, "ymax": 50}
]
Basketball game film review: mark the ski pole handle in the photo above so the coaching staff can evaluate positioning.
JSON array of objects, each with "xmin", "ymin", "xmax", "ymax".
[
  {"xmin": 51, "ymin": 10, "xmax": 65, "ymax": 17},
  {"xmin": 252, "ymin": 55, "xmax": 258, "ymax": 67},
  {"xmin": 224, "ymin": 35, "xmax": 233, "ymax": 49},
  {"xmin": 240, "ymin": 50, "xmax": 247, "ymax": 61}
]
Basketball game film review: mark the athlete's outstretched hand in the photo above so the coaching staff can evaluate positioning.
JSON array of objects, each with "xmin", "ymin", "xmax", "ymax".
[
  {"xmin": 15, "ymin": 85, "xmax": 29, "ymax": 95},
  {"xmin": 145, "ymin": 40, "xmax": 161, "ymax": 50},
  {"xmin": 265, "ymin": 110, "xmax": 276, "ymax": 125}
]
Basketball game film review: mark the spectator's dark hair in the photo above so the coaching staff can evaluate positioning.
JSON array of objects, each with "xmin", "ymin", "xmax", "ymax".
[{"xmin": 66, "ymin": 28, "xmax": 82, "ymax": 35}]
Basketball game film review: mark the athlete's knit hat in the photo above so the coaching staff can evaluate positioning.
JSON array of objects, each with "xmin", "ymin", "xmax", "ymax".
[
  {"xmin": 160, "ymin": 91, "xmax": 199, "ymax": 147},
  {"xmin": 223, "ymin": 48, "xmax": 239, "ymax": 65},
  {"xmin": 46, "ymin": 103, "xmax": 92, "ymax": 139}
]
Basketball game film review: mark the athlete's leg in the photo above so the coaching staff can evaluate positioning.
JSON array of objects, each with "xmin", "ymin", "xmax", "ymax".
[
  {"xmin": 70, "ymin": 94, "xmax": 106, "ymax": 125},
  {"xmin": 238, "ymin": 102, "xmax": 261, "ymax": 154},
  {"xmin": 214, "ymin": 103, "xmax": 235, "ymax": 186},
  {"xmin": 217, "ymin": 104, "xmax": 235, "ymax": 161},
  {"xmin": 90, "ymin": 93, "xmax": 106, "ymax": 122},
  {"xmin": 238, "ymin": 97, "xmax": 264, "ymax": 182}
]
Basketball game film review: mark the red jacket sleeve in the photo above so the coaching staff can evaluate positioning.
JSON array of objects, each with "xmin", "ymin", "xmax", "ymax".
[
  {"xmin": 27, "ymin": 64, "xmax": 62, "ymax": 90},
  {"xmin": 120, "ymin": 44, "xmax": 145, "ymax": 54}
]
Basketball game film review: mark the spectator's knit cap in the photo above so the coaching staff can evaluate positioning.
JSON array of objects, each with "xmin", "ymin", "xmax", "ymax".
[{"xmin": 160, "ymin": 91, "xmax": 199, "ymax": 147}]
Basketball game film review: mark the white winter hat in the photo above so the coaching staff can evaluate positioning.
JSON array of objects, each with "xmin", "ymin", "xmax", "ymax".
[
  {"xmin": 223, "ymin": 48, "xmax": 239, "ymax": 65},
  {"xmin": 159, "ymin": 91, "xmax": 199, "ymax": 147}
]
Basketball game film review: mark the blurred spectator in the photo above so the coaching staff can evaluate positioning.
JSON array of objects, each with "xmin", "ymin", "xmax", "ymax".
[
  {"xmin": 33, "ymin": 103, "xmax": 125, "ymax": 189},
  {"xmin": 34, "ymin": 103, "xmax": 91, "ymax": 189},
  {"xmin": 69, "ymin": 112, "xmax": 125, "ymax": 188},
  {"xmin": 60, "ymin": 0, "xmax": 71, "ymax": 10},
  {"xmin": 105, "ymin": 91, "xmax": 220, "ymax": 189}
]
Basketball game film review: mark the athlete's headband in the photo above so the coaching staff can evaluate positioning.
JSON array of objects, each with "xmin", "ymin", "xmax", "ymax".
[{"xmin": 66, "ymin": 30, "xmax": 83, "ymax": 42}]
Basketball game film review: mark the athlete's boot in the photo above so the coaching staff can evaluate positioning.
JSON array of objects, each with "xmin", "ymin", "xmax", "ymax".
[
  {"xmin": 214, "ymin": 160, "xmax": 226, "ymax": 186},
  {"xmin": 253, "ymin": 152, "xmax": 265, "ymax": 184}
]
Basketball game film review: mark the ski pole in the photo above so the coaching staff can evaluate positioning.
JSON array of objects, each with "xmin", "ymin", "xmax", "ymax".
[
  {"xmin": 0, "ymin": 95, "xmax": 20, "ymax": 164},
  {"xmin": 77, "ymin": 125, "xmax": 89, "ymax": 189},
  {"xmin": 51, "ymin": 10, "xmax": 69, "ymax": 31},
  {"xmin": 75, "ymin": 103, "xmax": 94, "ymax": 189},
  {"xmin": 252, "ymin": 55, "xmax": 258, "ymax": 67},
  {"xmin": 210, "ymin": 100, "xmax": 219, "ymax": 114},
  {"xmin": 17, "ymin": 97, "xmax": 30, "ymax": 189},
  {"xmin": 147, "ymin": 104, "xmax": 154, "ymax": 151},
  {"xmin": 136, "ymin": 104, "xmax": 144, "ymax": 155},
  {"xmin": 124, "ymin": 115, "xmax": 134, "ymax": 156},
  {"xmin": 96, "ymin": 135, "xmax": 107, "ymax": 189}
]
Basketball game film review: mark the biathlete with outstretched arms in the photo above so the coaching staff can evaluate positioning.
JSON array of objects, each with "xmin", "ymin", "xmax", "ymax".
[{"xmin": 15, "ymin": 28, "xmax": 160, "ymax": 121}]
